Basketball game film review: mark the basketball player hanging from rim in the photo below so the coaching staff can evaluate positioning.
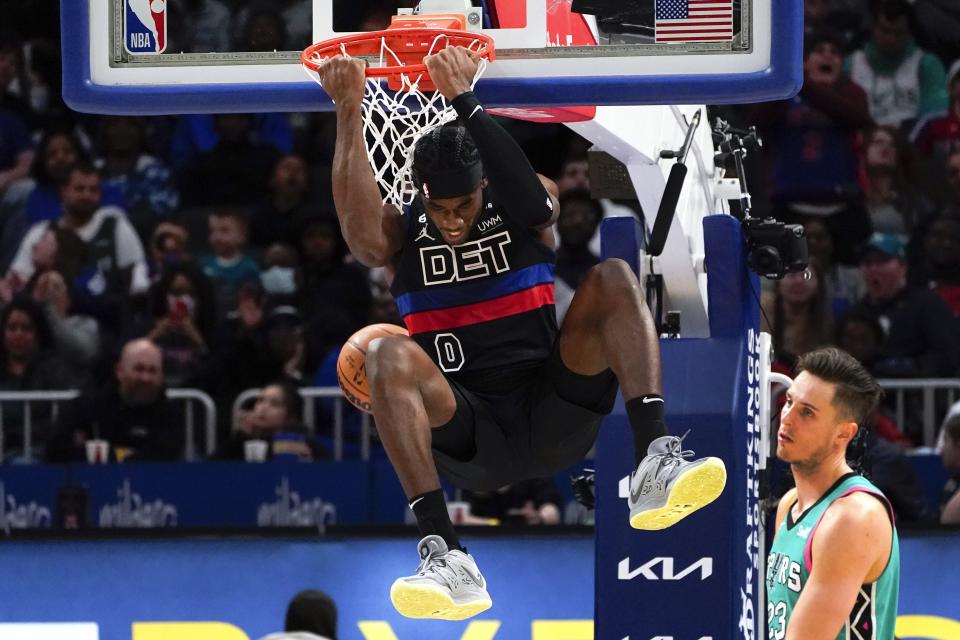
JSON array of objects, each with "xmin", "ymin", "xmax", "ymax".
[{"xmin": 320, "ymin": 46, "xmax": 727, "ymax": 620}]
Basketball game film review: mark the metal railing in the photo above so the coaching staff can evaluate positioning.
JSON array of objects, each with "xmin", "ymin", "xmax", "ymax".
[
  {"xmin": 0, "ymin": 388, "xmax": 217, "ymax": 463},
  {"xmin": 13, "ymin": 378, "xmax": 952, "ymax": 464},
  {"xmin": 166, "ymin": 389, "xmax": 218, "ymax": 460},
  {"xmin": 876, "ymin": 379, "xmax": 960, "ymax": 447},
  {"xmin": 233, "ymin": 386, "xmax": 371, "ymax": 461},
  {"xmin": 0, "ymin": 390, "xmax": 80, "ymax": 463}
]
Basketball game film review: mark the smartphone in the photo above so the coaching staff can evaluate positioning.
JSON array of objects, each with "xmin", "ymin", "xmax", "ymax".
[{"xmin": 169, "ymin": 297, "xmax": 188, "ymax": 323}]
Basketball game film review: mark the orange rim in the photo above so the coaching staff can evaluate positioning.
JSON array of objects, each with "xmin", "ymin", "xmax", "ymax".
[{"xmin": 300, "ymin": 27, "xmax": 495, "ymax": 79}]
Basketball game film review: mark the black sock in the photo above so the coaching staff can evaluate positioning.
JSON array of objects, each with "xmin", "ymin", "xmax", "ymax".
[
  {"xmin": 626, "ymin": 395, "xmax": 669, "ymax": 466},
  {"xmin": 408, "ymin": 488, "xmax": 462, "ymax": 551}
]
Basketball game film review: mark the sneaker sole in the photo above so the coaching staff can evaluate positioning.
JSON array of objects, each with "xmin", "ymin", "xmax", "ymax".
[
  {"xmin": 390, "ymin": 580, "xmax": 492, "ymax": 621},
  {"xmin": 630, "ymin": 457, "xmax": 727, "ymax": 531}
]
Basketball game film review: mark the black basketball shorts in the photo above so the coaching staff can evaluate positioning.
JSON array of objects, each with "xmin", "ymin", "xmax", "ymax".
[{"xmin": 430, "ymin": 344, "xmax": 619, "ymax": 491}]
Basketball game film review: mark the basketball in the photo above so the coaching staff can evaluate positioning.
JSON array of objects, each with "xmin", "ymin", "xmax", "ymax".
[{"xmin": 337, "ymin": 323, "xmax": 409, "ymax": 413}]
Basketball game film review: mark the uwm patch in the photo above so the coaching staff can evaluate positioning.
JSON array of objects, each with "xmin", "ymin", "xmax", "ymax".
[{"xmin": 125, "ymin": 0, "xmax": 167, "ymax": 53}]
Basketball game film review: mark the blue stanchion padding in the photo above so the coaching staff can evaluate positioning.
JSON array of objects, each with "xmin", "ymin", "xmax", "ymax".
[
  {"xmin": 595, "ymin": 215, "xmax": 763, "ymax": 639},
  {"xmin": 600, "ymin": 216, "xmax": 644, "ymax": 272}
]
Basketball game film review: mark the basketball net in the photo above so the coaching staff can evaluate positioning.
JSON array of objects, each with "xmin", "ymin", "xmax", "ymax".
[{"xmin": 303, "ymin": 34, "xmax": 489, "ymax": 209}]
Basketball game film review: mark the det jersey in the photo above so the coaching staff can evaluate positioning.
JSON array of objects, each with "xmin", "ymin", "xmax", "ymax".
[
  {"xmin": 766, "ymin": 474, "xmax": 900, "ymax": 640},
  {"xmin": 391, "ymin": 191, "xmax": 558, "ymax": 393}
]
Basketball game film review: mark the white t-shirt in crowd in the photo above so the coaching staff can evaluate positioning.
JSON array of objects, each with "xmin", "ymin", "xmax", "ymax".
[{"xmin": 10, "ymin": 206, "xmax": 149, "ymax": 294}]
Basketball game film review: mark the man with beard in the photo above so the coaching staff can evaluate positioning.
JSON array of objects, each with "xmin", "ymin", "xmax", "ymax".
[
  {"xmin": 47, "ymin": 339, "xmax": 185, "ymax": 462},
  {"xmin": 555, "ymin": 189, "xmax": 603, "ymax": 290},
  {"xmin": 8, "ymin": 162, "xmax": 149, "ymax": 298},
  {"xmin": 553, "ymin": 188, "xmax": 603, "ymax": 323}
]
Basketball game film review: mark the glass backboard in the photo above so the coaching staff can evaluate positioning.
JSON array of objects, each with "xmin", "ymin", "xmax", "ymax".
[{"xmin": 61, "ymin": 0, "xmax": 802, "ymax": 115}]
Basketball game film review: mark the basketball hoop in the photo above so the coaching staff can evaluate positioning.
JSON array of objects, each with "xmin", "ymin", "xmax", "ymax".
[{"xmin": 301, "ymin": 21, "xmax": 495, "ymax": 208}]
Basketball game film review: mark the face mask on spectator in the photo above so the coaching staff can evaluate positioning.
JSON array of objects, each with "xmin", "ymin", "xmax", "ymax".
[{"xmin": 261, "ymin": 266, "xmax": 297, "ymax": 294}]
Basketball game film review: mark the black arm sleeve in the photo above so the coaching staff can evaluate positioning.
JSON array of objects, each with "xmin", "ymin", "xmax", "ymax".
[{"xmin": 452, "ymin": 91, "xmax": 555, "ymax": 227}]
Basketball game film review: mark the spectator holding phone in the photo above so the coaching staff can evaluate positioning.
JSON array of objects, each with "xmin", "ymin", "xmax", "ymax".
[{"xmin": 145, "ymin": 262, "xmax": 216, "ymax": 387}]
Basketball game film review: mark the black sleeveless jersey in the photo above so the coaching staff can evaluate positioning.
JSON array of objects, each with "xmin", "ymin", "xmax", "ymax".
[{"xmin": 390, "ymin": 190, "xmax": 558, "ymax": 394}]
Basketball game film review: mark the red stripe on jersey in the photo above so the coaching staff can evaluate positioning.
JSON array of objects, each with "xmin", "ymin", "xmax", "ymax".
[{"xmin": 403, "ymin": 284, "xmax": 555, "ymax": 334}]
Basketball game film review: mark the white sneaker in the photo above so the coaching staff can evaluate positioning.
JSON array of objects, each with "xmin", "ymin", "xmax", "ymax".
[
  {"xmin": 390, "ymin": 535, "xmax": 492, "ymax": 620},
  {"xmin": 628, "ymin": 434, "xmax": 726, "ymax": 530}
]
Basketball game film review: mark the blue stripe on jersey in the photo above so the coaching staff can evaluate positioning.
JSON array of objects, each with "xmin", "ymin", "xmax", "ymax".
[{"xmin": 394, "ymin": 263, "xmax": 555, "ymax": 316}]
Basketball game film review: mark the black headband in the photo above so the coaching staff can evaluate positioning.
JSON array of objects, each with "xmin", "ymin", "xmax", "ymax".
[{"xmin": 415, "ymin": 162, "xmax": 483, "ymax": 200}]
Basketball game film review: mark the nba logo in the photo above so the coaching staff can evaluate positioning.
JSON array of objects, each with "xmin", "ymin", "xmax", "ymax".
[{"xmin": 124, "ymin": 0, "xmax": 167, "ymax": 53}]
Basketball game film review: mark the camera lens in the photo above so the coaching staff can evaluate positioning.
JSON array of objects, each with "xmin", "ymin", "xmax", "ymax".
[{"xmin": 751, "ymin": 245, "xmax": 782, "ymax": 276}]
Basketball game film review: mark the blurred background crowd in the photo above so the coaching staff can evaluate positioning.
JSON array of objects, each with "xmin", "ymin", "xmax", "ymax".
[{"xmin": 1, "ymin": 0, "xmax": 959, "ymax": 527}]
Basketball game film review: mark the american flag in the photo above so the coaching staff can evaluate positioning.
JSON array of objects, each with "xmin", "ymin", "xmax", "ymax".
[{"xmin": 655, "ymin": 0, "xmax": 734, "ymax": 43}]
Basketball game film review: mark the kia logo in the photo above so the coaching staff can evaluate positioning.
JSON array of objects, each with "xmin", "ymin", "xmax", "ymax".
[{"xmin": 618, "ymin": 556, "xmax": 714, "ymax": 581}]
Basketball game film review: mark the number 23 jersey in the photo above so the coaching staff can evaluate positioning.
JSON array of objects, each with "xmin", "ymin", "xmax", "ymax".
[{"xmin": 390, "ymin": 191, "xmax": 558, "ymax": 394}]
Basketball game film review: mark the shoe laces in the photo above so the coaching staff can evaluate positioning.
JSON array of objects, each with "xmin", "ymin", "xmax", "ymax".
[
  {"xmin": 417, "ymin": 544, "xmax": 480, "ymax": 588},
  {"xmin": 416, "ymin": 540, "xmax": 444, "ymax": 574},
  {"xmin": 656, "ymin": 430, "xmax": 694, "ymax": 472},
  {"xmin": 417, "ymin": 548, "xmax": 452, "ymax": 576}
]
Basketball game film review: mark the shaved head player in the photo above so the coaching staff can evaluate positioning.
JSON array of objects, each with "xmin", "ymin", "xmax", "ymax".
[{"xmin": 320, "ymin": 46, "xmax": 727, "ymax": 621}]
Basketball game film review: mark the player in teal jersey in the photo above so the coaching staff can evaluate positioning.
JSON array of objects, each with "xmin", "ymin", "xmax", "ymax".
[{"xmin": 767, "ymin": 347, "xmax": 900, "ymax": 640}]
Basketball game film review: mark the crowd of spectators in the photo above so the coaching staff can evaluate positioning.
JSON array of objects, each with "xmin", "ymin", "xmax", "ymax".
[
  {"xmin": 1, "ymin": 1, "xmax": 960, "ymax": 523},
  {"xmin": 755, "ymin": 0, "xmax": 960, "ymax": 425},
  {"xmin": 748, "ymin": 0, "xmax": 960, "ymax": 524}
]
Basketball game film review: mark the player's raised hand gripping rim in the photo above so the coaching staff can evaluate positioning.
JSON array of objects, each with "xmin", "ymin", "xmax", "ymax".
[
  {"xmin": 324, "ymin": 52, "xmax": 404, "ymax": 267},
  {"xmin": 424, "ymin": 46, "xmax": 480, "ymax": 101},
  {"xmin": 318, "ymin": 56, "xmax": 367, "ymax": 107}
]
